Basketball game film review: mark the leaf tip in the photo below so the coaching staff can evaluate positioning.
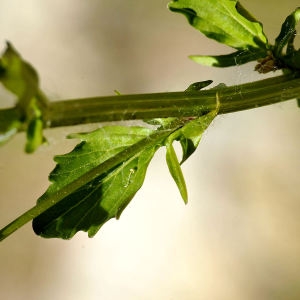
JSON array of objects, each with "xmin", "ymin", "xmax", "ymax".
[{"xmin": 182, "ymin": 194, "xmax": 188, "ymax": 205}]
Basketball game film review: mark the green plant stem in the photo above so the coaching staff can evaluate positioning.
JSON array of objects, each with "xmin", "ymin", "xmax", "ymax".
[
  {"xmin": 0, "ymin": 74, "xmax": 299, "ymax": 130},
  {"xmin": 43, "ymin": 74, "xmax": 300, "ymax": 128},
  {"xmin": 0, "ymin": 74, "xmax": 299, "ymax": 241}
]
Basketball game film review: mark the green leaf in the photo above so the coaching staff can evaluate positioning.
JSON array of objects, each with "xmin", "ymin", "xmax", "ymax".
[
  {"xmin": 168, "ymin": 0, "xmax": 268, "ymax": 50},
  {"xmin": 274, "ymin": 8, "xmax": 300, "ymax": 57},
  {"xmin": 177, "ymin": 110, "xmax": 218, "ymax": 164},
  {"xmin": 32, "ymin": 125, "xmax": 172, "ymax": 239},
  {"xmin": 175, "ymin": 87, "xmax": 220, "ymax": 164},
  {"xmin": 25, "ymin": 117, "xmax": 46, "ymax": 153},
  {"xmin": 0, "ymin": 42, "xmax": 39, "ymax": 102},
  {"xmin": 162, "ymin": 97, "xmax": 220, "ymax": 203},
  {"xmin": 0, "ymin": 42, "xmax": 48, "ymax": 152},
  {"xmin": 190, "ymin": 49, "xmax": 267, "ymax": 67},
  {"xmin": 165, "ymin": 140, "xmax": 188, "ymax": 203},
  {"xmin": 185, "ymin": 80, "xmax": 213, "ymax": 91},
  {"xmin": 273, "ymin": 8, "xmax": 300, "ymax": 71}
]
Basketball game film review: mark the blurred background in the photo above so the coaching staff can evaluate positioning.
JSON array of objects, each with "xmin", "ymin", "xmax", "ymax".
[{"xmin": 0, "ymin": 1, "xmax": 299, "ymax": 299}]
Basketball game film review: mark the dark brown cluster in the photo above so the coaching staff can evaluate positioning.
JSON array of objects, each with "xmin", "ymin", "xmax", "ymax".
[{"xmin": 255, "ymin": 51, "xmax": 279, "ymax": 73}]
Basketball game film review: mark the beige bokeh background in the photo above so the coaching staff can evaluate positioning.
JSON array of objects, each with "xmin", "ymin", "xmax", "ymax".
[{"xmin": 0, "ymin": 1, "xmax": 300, "ymax": 299}]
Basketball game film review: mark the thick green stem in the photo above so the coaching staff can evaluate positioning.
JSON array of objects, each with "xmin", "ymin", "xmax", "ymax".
[{"xmin": 43, "ymin": 74, "xmax": 300, "ymax": 127}]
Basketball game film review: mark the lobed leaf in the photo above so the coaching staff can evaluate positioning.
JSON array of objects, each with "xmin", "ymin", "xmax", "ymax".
[
  {"xmin": 168, "ymin": 0, "xmax": 268, "ymax": 50},
  {"xmin": 32, "ymin": 126, "xmax": 160, "ymax": 239}
]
